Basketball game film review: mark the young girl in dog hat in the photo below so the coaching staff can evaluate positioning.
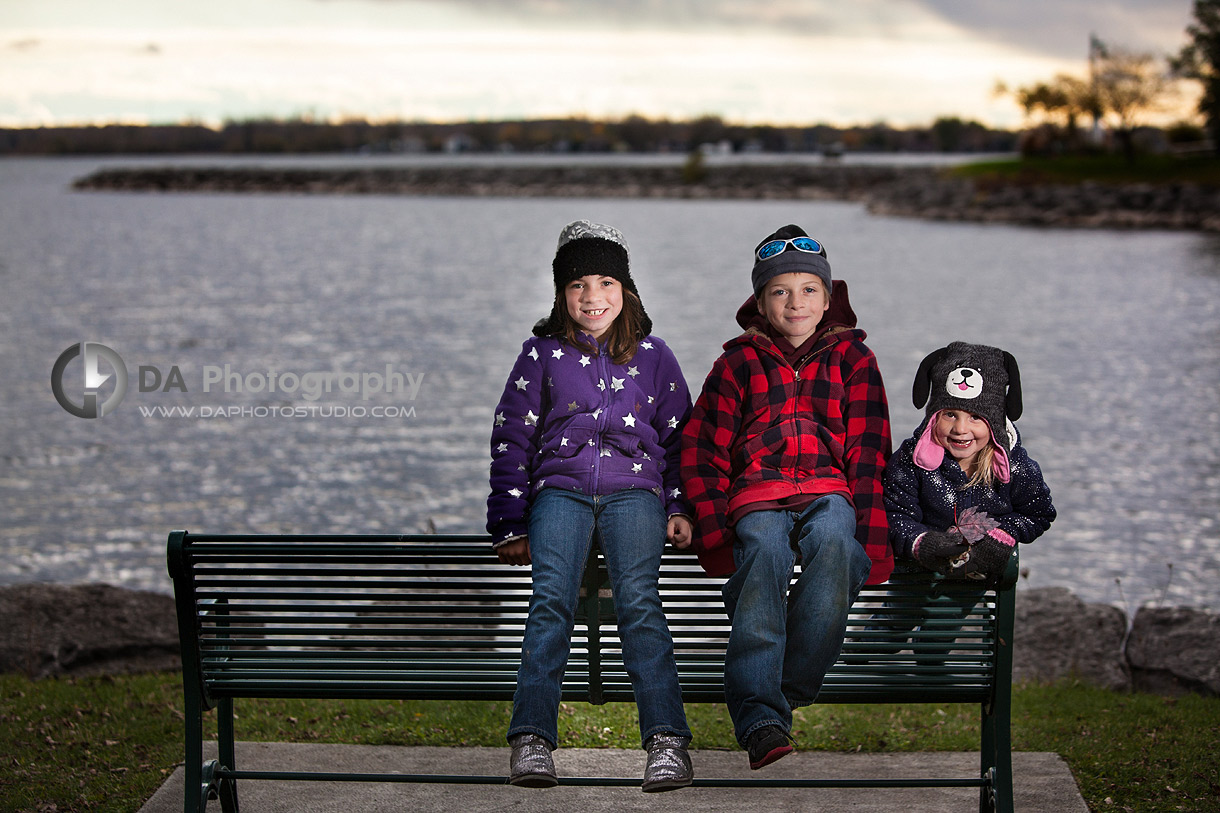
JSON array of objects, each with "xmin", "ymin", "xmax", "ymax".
[
  {"xmin": 487, "ymin": 220, "xmax": 694, "ymax": 792},
  {"xmin": 884, "ymin": 341, "xmax": 1056, "ymax": 580}
]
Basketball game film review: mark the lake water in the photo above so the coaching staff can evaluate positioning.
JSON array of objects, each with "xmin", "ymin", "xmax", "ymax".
[{"xmin": 2, "ymin": 155, "xmax": 1218, "ymax": 612}]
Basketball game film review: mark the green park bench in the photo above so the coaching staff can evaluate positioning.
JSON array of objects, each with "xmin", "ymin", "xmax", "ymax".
[{"xmin": 167, "ymin": 530, "xmax": 1018, "ymax": 812}]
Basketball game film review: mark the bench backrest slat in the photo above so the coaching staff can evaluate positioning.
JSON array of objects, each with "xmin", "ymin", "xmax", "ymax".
[{"xmin": 170, "ymin": 532, "xmax": 1009, "ymax": 709}]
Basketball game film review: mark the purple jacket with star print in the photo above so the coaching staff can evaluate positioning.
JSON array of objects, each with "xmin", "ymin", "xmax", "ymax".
[{"xmin": 486, "ymin": 333, "xmax": 692, "ymax": 546}]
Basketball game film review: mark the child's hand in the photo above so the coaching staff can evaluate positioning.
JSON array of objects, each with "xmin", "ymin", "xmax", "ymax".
[
  {"xmin": 960, "ymin": 532, "xmax": 1016, "ymax": 581},
  {"xmin": 667, "ymin": 516, "xmax": 693, "ymax": 549},
  {"xmin": 912, "ymin": 530, "xmax": 970, "ymax": 574},
  {"xmin": 497, "ymin": 537, "xmax": 532, "ymax": 566}
]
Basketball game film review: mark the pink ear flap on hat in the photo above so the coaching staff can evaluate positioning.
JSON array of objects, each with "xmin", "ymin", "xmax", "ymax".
[
  {"xmin": 913, "ymin": 415, "xmax": 945, "ymax": 471},
  {"xmin": 990, "ymin": 426, "xmax": 1011, "ymax": 483},
  {"xmin": 914, "ymin": 410, "xmax": 1013, "ymax": 482}
]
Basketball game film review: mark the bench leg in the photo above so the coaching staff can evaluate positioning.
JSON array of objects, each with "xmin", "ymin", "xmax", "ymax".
[
  {"xmin": 981, "ymin": 706, "xmax": 1014, "ymax": 813},
  {"xmin": 981, "ymin": 586, "xmax": 1016, "ymax": 813},
  {"xmin": 183, "ymin": 688, "xmax": 239, "ymax": 812},
  {"xmin": 199, "ymin": 759, "xmax": 238, "ymax": 813},
  {"xmin": 184, "ymin": 681, "xmax": 205, "ymax": 813},
  {"xmin": 216, "ymin": 696, "xmax": 239, "ymax": 813}
]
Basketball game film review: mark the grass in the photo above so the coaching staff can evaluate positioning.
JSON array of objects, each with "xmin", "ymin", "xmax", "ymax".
[
  {"xmin": 2, "ymin": 672, "xmax": 1218, "ymax": 812},
  {"xmin": 948, "ymin": 153, "xmax": 1220, "ymax": 186}
]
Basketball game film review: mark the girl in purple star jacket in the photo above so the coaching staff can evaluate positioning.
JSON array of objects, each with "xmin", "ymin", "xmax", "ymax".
[{"xmin": 487, "ymin": 221, "xmax": 694, "ymax": 792}]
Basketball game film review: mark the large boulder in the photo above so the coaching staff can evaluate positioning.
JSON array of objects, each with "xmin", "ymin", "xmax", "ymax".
[
  {"xmin": 1013, "ymin": 587, "xmax": 1130, "ymax": 690},
  {"xmin": 0, "ymin": 583, "xmax": 180, "ymax": 678},
  {"xmin": 1126, "ymin": 606, "xmax": 1220, "ymax": 696}
]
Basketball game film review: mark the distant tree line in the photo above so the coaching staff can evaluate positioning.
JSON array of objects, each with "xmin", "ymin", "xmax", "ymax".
[
  {"xmin": 6, "ymin": 5, "xmax": 1218, "ymax": 161},
  {"xmin": 0, "ymin": 115, "xmax": 1019, "ymax": 156}
]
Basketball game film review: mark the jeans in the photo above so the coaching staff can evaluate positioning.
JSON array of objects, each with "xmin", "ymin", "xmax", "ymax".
[
  {"xmin": 508, "ymin": 487, "xmax": 691, "ymax": 749},
  {"xmin": 722, "ymin": 494, "xmax": 871, "ymax": 744}
]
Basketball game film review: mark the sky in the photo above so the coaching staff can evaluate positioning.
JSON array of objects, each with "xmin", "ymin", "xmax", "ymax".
[{"xmin": 0, "ymin": 0, "xmax": 1199, "ymax": 130}]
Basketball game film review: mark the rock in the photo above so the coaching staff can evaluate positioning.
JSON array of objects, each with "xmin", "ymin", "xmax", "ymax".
[
  {"xmin": 1013, "ymin": 587, "xmax": 1130, "ymax": 690},
  {"xmin": 1126, "ymin": 606, "xmax": 1220, "ymax": 696},
  {"xmin": 2, "ymin": 582, "xmax": 1215, "ymax": 697},
  {"xmin": 864, "ymin": 173, "xmax": 1220, "ymax": 232},
  {"xmin": 0, "ymin": 583, "xmax": 180, "ymax": 678},
  {"xmin": 71, "ymin": 164, "xmax": 1220, "ymax": 231}
]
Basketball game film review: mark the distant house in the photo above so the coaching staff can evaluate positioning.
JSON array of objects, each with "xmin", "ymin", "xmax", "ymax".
[{"xmin": 444, "ymin": 133, "xmax": 476, "ymax": 154}]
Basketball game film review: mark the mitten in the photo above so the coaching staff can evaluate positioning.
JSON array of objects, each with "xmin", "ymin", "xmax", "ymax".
[
  {"xmin": 960, "ymin": 531, "xmax": 1016, "ymax": 581},
  {"xmin": 912, "ymin": 530, "xmax": 971, "ymax": 574}
]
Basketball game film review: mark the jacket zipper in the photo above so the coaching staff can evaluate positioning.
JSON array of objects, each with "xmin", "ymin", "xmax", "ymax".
[
  {"xmin": 592, "ymin": 345, "xmax": 611, "ymax": 493},
  {"xmin": 766, "ymin": 332, "xmax": 840, "ymax": 482}
]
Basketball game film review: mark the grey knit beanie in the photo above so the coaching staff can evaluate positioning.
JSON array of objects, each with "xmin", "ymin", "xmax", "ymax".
[
  {"xmin": 913, "ymin": 341, "xmax": 1022, "ymax": 452},
  {"xmin": 751, "ymin": 224, "xmax": 832, "ymax": 297}
]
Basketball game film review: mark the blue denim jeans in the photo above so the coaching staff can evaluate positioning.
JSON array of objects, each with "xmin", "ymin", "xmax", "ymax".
[
  {"xmin": 722, "ymin": 494, "xmax": 871, "ymax": 744},
  {"xmin": 508, "ymin": 487, "xmax": 691, "ymax": 749}
]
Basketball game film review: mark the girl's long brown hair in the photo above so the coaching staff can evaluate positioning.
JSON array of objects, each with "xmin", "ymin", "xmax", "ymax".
[{"xmin": 554, "ymin": 287, "xmax": 647, "ymax": 365}]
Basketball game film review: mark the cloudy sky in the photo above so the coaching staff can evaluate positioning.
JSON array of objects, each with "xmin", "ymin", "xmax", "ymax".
[{"xmin": 0, "ymin": 0, "xmax": 1197, "ymax": 129}]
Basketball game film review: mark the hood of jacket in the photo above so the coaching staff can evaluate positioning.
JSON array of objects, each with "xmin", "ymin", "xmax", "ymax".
[{"xmin": 731, "ymin": 278, "xmax": 860, "ymax": 356}]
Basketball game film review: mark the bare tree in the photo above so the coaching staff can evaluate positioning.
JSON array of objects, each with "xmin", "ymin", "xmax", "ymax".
[
  {"xmin": 1000, "ymin": 73, "xmax": 1101, "ymax": 153},
  {"xmin": 1019, "ymin": 75, "xmax": 1100, "ymax": 135},
  {"xmin": 1172, "ymin": 0, "xmax": 1220, "ymax": 153},
  {"xmin": 1093, "ymin": 48, "xmax": 1172, "ymax": 161}
]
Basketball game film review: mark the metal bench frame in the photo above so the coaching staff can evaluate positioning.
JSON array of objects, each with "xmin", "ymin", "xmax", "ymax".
[{"xmin": 167, "ymin": 530, "xmax": 1017, "ymax": 812}]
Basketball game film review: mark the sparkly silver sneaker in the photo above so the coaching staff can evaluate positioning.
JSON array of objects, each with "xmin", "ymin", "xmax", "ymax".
[
  {"xmin": 641, "ymin": 734, "xmax": 693, "ymax": 792},
  {"xmin": 508, "ymin": 733, "xmax": 558, "ymax": 788}
]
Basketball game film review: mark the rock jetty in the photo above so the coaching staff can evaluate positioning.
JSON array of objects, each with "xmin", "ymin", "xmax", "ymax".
[
  {"xmin": 71, "ymin": 162, "xmax": 1220, "ymax": 232},
  {"xmin": 0, "ymin": 583, "xmax": 181, "ymax": 678},
  {"xmin": 1, "ymin": 582, "xmax": 1216, "ymax": 696}
]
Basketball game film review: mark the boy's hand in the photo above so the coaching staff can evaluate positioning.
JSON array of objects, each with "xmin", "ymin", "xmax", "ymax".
[
  {"xmin": 913, "ymin": 530, "xmax": 970, "ymax": 574},
  {"xmin": 497, "ymin": 537, "xmax": 532, "ymax": 566},
  {"xmin": 667, "ymin": 516, "xmax": 693, "ymax": 549}
]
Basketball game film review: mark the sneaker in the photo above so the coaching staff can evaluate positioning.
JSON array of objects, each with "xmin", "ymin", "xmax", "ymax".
[
  {"xmin": 745, "ymin": 725, "xmax": 793, "ymax": 770},
  {"xmin": 641, "ymin": 734, "xmax": 693, "ymax": 792},
  {"xmin": 508, "ymin": 734, "xmax": 558, "ymax": 788}
]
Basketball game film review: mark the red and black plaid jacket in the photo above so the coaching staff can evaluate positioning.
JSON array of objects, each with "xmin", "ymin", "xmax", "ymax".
[{"xmin": 680, "ymin": 310, "xmax": 893, "ymax": 584}]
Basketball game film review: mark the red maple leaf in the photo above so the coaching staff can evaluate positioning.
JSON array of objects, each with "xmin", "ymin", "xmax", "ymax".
[{"xmin": 951, "ymin": 506, "xmax": 1000, "ymax": 544}]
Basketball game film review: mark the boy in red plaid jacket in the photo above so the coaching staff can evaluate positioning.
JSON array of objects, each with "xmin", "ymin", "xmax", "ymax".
[{"xmin": 680, "ymin": 224, "xmax": 892, "ymax": 770}]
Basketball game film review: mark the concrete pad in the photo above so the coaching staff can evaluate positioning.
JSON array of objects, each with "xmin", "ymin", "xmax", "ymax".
[{"xmin": 140, "ymin": 743, "xmax": 1087, "ymax": 813}]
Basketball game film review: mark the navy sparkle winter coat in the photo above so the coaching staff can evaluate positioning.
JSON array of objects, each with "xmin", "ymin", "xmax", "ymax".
[{"xmin": 884, "ymin": 419, "xmax": 1056, "ymax": 560}]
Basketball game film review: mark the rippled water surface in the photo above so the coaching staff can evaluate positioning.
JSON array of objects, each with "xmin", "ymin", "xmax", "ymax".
[{"xmin": 2, "ymin": 156, "xmax": 1218, "ymax": 610}]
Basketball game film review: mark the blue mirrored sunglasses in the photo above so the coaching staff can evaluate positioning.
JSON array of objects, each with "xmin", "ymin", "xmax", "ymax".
[{"xmin": 756, "ymin": 236, "xmax": 824, "ymax": 261}]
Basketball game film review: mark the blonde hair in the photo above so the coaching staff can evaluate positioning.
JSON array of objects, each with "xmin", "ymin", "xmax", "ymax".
[{"xmin": 962, "ymin": 443, "xmax": 996, "ymax": 491}]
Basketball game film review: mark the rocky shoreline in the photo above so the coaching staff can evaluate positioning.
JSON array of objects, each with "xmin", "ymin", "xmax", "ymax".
[
  {"xmin": 72, "ymin": 162, "xmax": 1220, "ymax": 232},
  {"xmin": 1, "ymin": 582, "xmax": 1216, "ymax": 696}
]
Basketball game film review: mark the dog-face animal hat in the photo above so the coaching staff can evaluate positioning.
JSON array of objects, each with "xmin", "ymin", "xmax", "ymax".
[{"xmin": 912, "ymin": 341, "xmax": 1022, "ymax": 480}]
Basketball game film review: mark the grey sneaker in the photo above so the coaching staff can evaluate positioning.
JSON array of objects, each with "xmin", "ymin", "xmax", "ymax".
[
  {"xmin": 508, "ymin": 733, "xmax": 558, "ymax": 788},
  {"xmin": 641, "ymin": 733, "xmax": 693, "ymax": 792}
]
